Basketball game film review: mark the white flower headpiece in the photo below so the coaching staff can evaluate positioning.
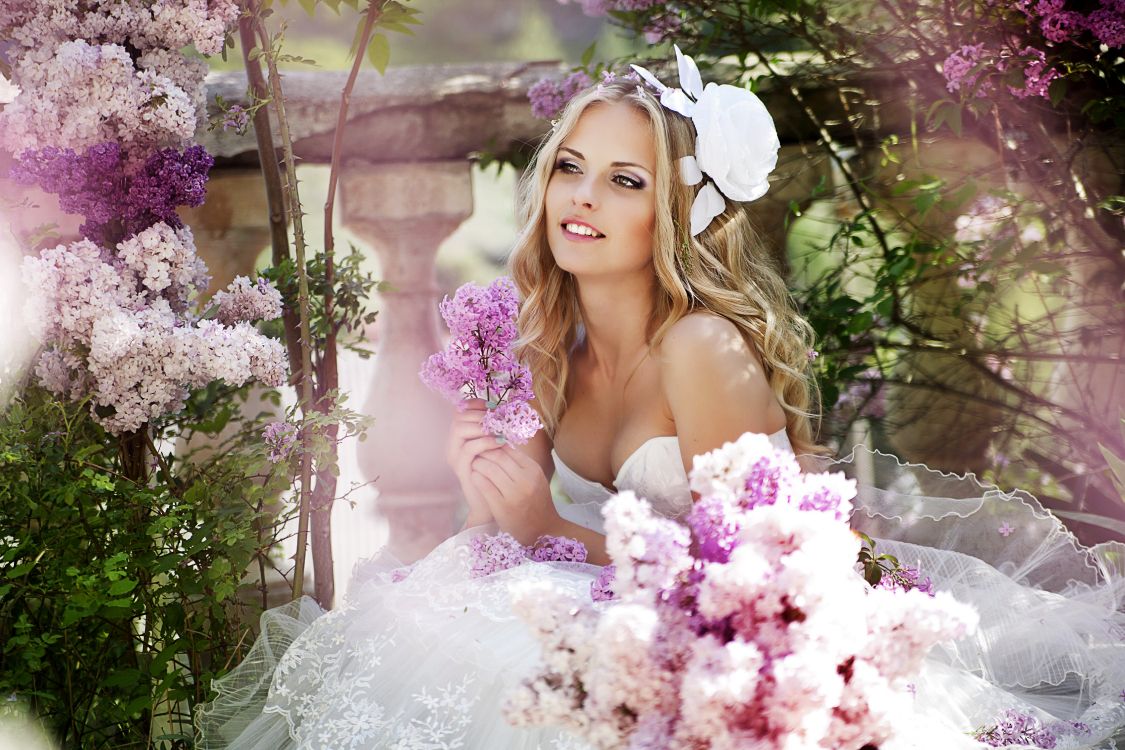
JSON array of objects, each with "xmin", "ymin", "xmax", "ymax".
[{"xmin": 631, "ymin": 46, "xmax": 780, "ymax": 237}]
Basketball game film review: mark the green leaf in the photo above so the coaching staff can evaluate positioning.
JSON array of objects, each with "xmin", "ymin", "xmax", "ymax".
[
  {"xmin": 108, "ymin": 578, "xmax": 137, "ymax": 596},
  {"xmin": 581, "ymin": 41, "xmax": 597, "ymax": 68},
  {"xmin": 366, "ymin": 33, "xmax": 390, "ymax": 74}
]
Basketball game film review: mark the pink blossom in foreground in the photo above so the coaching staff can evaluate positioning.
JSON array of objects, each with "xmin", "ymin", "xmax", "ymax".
[{"xmin": 506, "ymin": 433, "xmax": 978, "ymax": 749}]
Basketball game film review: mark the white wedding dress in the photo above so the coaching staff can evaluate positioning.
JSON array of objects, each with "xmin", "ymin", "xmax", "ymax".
[{"xmin": 195, "ymin": 429, "xmax": 1125, "ymax": 750}]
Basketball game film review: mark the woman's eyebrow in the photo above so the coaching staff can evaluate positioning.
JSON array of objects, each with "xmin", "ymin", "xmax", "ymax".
[{"xmin": 558, "ymin": 146, "xmax": 652, "ymax": 175}]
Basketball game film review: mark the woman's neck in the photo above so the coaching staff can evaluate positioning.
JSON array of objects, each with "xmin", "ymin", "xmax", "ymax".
[{"xmin": 574, "ymin": 273, "xmax": 656, "ymax": 382}]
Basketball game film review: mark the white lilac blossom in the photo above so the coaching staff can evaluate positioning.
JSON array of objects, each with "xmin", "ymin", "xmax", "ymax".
[
  {"xmin": 212, "ymin": 276, "xmax": 284, "ymax": 326},
  {"xmin": 0, "ymin": 40, "xmax": 196, "ymax": 159},
  {"xmin": 420, "ymin": 276, "xmax": 543, "ymax": 445},
  {"xmin": 507, "ymin": 434, "xmax": 979, "ymax": 749},
  {"xmin": 0, "ymin": 0, "xmax": 240, "ymax": 56},
  {"xmin": 22, "ymin": 236, "xmax": 287, "ymax": 435}
]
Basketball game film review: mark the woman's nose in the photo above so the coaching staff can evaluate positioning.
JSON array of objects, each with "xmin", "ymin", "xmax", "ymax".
[{"xmin": 571, "ymin": 175, "xmax": 599, "ymax": 209}]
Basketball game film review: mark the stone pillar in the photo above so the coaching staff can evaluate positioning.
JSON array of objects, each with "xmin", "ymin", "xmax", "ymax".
[
  {"xmin": 341, "ymin": 161, "xmax": 473, "ymax": 563},
  {"xmin": 180, "ymin": 170, "xmax": 274, "ymax": 298}
]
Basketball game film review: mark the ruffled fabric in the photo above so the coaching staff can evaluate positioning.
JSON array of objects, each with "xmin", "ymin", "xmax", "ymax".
[{"xmin": 195, "ymin": 524, "xmax": 598, "ymax": 749}]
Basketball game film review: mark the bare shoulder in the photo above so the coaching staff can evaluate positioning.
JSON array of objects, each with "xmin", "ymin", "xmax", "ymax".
[
  {"xmin": 658, "ymin": 311, "xmax": 764, "ymax": 371},
  {"xmin": 657, "ymin": 311, "xmax": 786, "ymax": 450}
]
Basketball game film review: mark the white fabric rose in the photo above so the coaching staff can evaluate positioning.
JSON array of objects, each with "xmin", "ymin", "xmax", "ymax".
[
  {"xmin": 632, "ymin": 45, "xmax": 780, "ymax": 236},
  {"xmin": 692, "ymin": 82, "xmax": 779, "ymax": 203}
]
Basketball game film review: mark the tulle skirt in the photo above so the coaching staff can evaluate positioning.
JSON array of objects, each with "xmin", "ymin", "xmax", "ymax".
[{"xmin": 194, "ymin": 448, "xmax": 1125, "ymax": 750}]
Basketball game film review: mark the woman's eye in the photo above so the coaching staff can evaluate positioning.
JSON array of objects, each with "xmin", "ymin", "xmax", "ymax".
[
  {"xmin": 555, "ymin": 160, "xmax": 580, "ymax": 174},
  {"xmin": 614, "ymin": 174, "xmax": 643, "ymax": 189}
]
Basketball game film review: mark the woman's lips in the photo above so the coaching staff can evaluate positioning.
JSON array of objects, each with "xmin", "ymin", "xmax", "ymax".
[{"xmin": 560, "ymin": 220, "xmax": 605, "ymax": 242}]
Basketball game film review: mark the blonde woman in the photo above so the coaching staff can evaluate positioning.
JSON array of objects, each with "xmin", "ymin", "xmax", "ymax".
[{"xmin": 198, "ymin": 56, "xmax": 1125, "ymax": 749}]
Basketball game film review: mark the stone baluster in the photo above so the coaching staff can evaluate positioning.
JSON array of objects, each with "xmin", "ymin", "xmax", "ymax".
[{"xmin": 341, "ymin": 160, "xmax": 474, "ymax": 563}]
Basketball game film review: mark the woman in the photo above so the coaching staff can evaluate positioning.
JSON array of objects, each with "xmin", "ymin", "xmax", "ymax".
[{"xmin": 197, "ymin": 64, "xmax": 1124, "ymax": 749}]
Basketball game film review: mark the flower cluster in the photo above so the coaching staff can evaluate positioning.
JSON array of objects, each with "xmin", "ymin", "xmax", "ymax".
[
  {"xmin": 507, "ymin": 432, "xmax": 979, "ymax": 749},
  {"xmin": 528, "ymin": 71, "xmax": 594, "ymax": 120},
  {"xmin": 0, "ymin": 40, "xmax": 198, "ymax": 158},
  {"xmin": 9, "ymin": 142, "xmax": 215, "ymax": 247},
  {"xmin": 263, "ymin": 421, "xmax": 299, "ymax": 464},
  {"xmin": 213, "ymin": 276, "xmax": 284, "ymax": 326},
  {"xmin": 972, "ymin": 708, "xmax": 1091, "ymax": 748},
  {"xmin": 420, "ymin": 276, "xmax": 543, "ymax": 445},
  {"xmin": 1017, "ymin": 0, "xmax": 1125, "ymax": 47},
  {"xmin": 22, "ymin": 235, "xmax": 286, "ymax": 434},
  {"xmin": 0, "ymin": 0, "xmax": 240, "ymax": 56},
  {"xmin": 467, "ymin": 532, "xmax": 589, "ymax": 579}
]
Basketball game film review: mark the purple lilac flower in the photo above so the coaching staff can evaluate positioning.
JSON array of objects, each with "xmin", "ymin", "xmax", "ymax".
[
  {"xmin": 420, "ymin": 276, "xmax": 543, "ymax": 445},
  {"xmin": 468, "ymin": 532, "xmax": 530, "ymax": 578},
  {"xmin": 9, "ymin": 141, "xmax": 213, "ymax": 246},
  {"xmin": 687, "ymin": 495, "xmax": 741, "ymax": 563},
  {"xmin": 263, "ymin": 420, "xmax": 299, "ymax": 464},
  {"xmin": 527, "ymin": 70, "xmax": 593, "ymax": 120},
  {"xmin": 973, "ymin": 709, "xmax": 1058, "ymax": 748},
  {"xmin": 876, "ymin": 564, "xmax": 935, "ymax": 597},
  {"xmin": 942, "ymin": 43, "xmax": 993, "ymax": 95},
  {"xmin": 1004, "ymin": 47, "xmax": 1061, "ymax": 99},
  {"xmin": 1086, "ymin": 8, "xmax": 1125, "ymax": 46},
  {"xmin": 1040, "ymin": 9, "xmax": 1087, "ymax": 42},
  {"xmin": 528, "ymin": 535, "xmax": 588, "ymax": 563},
  {"xmin": 221, "ymin": 104, "xmax": 250, "ymax": 133},
  {"xmin": 590, "ymin": 564, "xmax": 616, "ymax": 601},
  {"xmin": 643, "ymin": 11, "xmax": 682, "ymax": 43}
]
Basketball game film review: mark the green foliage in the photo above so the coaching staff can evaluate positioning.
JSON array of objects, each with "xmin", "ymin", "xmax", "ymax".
[
  {"xmin": 261, "ymin": 243, "xmax": 383, "ymax": 357},
  {"xmin": 0, "ymin": 387, "xmax": 294, "ymax": 748}
]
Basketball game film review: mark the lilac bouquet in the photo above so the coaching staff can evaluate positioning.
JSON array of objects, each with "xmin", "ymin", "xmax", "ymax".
[
  {"xmin": 505, "ymin": 432, "xmax": 979, "ymax": 749},
  {"xmin": 419, "ymin": 276, "xmax": 543, "ymax": 445}
]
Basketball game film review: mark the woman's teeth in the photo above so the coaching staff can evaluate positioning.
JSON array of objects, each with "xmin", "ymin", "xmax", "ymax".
[{"xmin": 564, "ymin": 223, "xmax": 603, "ymax": 238}]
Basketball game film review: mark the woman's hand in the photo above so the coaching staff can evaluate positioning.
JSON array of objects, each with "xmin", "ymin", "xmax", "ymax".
[
  {"xmin": 446, "ymin": 399, "xmax": 499, "ymax": 528},
  {"xmin": 468, "ymin": 442, "xmax": 560, "ymax": 545}
]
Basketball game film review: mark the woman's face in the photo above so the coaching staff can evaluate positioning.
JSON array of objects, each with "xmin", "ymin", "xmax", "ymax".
[{"xmin": 544, "ymin": 100, "xmax": 658, "ymax": 279}]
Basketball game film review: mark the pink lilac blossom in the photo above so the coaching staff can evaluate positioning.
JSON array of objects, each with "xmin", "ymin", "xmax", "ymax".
[
  {"xmin": 590, "ymin": 564, "xmax": 616, "ymax": 602},
  {"xmin": 1002, "ymin": 46, "xmax": 1061, "ymax": 99},
  {"xmin": 213, "ymin": 276, "xmax": 284, "ymax": 326},
  {"xmin": 0, "ymin": 40, "xmax": 196, "ymax": 159},
  {"xmin": 508, "ymin": 435, "xmax": 978, "ymax": 749},
  {"xmin": 970, "ymin": 708, "xmax": 1094, "ymax": 747},
  {"xmin": 643, "ymin": 11, "xmax": 682, "ymax": 44},
  {"xmin": 942, "ymin": 43, "xmax": 994, "ymax": 95},
  {"xmin": 468, "ymin": 532, "xmax": 590, "ymax": 577},
  {"xmin": 420, "ymin": 276, "xmax": 543, "ymax": 445},
  {"xmin": 528, "ymin": 71, "xmax": 594, "ymax": 120},
  {"xmin": 875, "ymin": 563, "xmax": 935, "ymax": 596},
  {"xmin": 263, "ymin": 421, "xmax": 299, "ymax": 464}
]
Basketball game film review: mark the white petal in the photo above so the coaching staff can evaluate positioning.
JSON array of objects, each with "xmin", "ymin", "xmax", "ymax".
[
  {"xmin": 660, "ymin": 88, "xmax": 695, "ymax": 117},
  {"xmin": 674, "ymin": 44, "xmax": 704, "ymax": 100},
  {"xmin": 678, "ymin": 155, "xmax": 703, "ymax": 186},
  {"xmin": 690, "ymin": 182, "xmax": 726, "ymax": 237},
  {"xmin": 629, "ymin": 64, "xmax": 667, "ymax": 93}
]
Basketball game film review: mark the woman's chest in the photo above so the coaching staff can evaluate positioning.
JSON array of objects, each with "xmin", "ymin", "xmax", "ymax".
[{"xmin": 553, "ymin": 358, "xmax": 675, "ymax": 489}]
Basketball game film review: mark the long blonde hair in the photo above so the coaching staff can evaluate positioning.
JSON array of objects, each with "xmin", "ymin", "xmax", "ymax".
[{"xmin": 509, "ymin": 79, "xmax": 828, "ymax": 461}]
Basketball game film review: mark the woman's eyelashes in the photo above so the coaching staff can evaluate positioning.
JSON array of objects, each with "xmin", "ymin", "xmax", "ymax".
[{"xmin": 553, "ymin": 160, "xmax": 645, "ymax": 190}]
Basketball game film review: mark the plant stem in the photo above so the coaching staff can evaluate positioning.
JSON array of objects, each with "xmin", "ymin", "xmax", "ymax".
[{"xmin": 258, "ymin": 17, "xmax": 317, "ymax": 602}]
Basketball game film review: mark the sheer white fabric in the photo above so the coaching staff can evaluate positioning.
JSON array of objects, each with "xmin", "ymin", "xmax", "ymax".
[{"xmin": 195, "ymin": 430, "xmax": 1125, "ymax": 750}]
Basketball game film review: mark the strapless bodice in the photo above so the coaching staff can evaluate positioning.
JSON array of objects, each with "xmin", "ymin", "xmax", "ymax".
[{"xmin": 551, "ymin": 428, "xmax": 794, "ymax": 530}]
